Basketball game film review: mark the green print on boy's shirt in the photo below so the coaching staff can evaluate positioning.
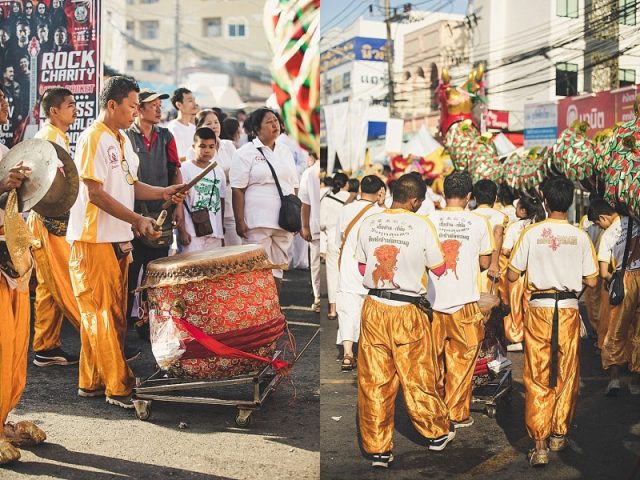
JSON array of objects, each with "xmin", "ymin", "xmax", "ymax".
[{"xmin": 192, "ymin": 176, "xmax": 222, "ymax": 213}]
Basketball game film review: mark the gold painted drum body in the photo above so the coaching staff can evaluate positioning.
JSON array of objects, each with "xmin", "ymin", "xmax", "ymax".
[{"xmin": 141, "ymin": 245, "xmax": 285, "ymax": 379}]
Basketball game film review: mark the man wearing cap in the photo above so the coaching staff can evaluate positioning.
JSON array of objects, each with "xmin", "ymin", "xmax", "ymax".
[{"xmin": 124, "ymin": 88, "xmax": 183, "ymax": 339}]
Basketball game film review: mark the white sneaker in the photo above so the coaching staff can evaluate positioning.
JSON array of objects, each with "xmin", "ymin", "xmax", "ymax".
[
  {"xmin": 629, "ymin": 383, "xmax": 640, "ymax": 395},
  {"xmin": 605, "ymin": 378, "xmax": 621, "ymax": 397},
  {"xmin": 506, "ymin": 342, "xmax": 523, "ymax": 352}
]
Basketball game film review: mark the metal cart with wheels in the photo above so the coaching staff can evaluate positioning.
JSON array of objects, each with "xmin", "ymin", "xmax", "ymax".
[{"xmin": 472, "ymin": 368, "xmax": 513, "ymax": 419}]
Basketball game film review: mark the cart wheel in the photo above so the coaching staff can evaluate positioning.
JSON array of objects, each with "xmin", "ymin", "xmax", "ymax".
[
  {"xmin": 486, "ymin": 405, "xmax": 497, "ymax": 419},
  {"xmin": 133, "ymin": 399, "xmax": 152, "ymax": 421},
  {"xmin": 235, "ymin": 410, "xmax": 252, "ymax": 428}
]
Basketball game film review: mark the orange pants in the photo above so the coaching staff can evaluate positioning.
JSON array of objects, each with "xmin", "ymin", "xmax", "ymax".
[
  {"xmin": 432, "ymin": 302, "xmax": 484, "ymax": 422},
  {"xmin": 524, "ymin": 306, "xmax": 580, "ymax": 441},
  {"xmin": 69, "ymin": 242, "xmax": 134, "ymax": 397},
  {"xmin": 0, "ymin": 276, "xmax": 30, "ymax": 425},
  {"xmin": 601, "ymin": 270, "xmax": 640, "ymax": 370},
  {"xmin": 503, "ymin": 275, "xmax": 529, "ymax": 343},
  {"xmin": 27, "ymin": 212, "xmax": 81, "ymax": 352},
  {"xmin": 358, "ymin": 297, "xmax": 449, "ymax": 454},
  {"xmin": 597, "ymin": 284, "xmax": 611, "ymax": 350},
  {"xmin": 583, "ymin": 277, "xmax": 602, "ymax": 334}
]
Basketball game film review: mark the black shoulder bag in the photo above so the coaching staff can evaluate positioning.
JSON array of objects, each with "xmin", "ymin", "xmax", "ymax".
[
  {"xmin": 257, "ymin": 147, "xmax": 301, "ymax": 233},
  {"xmin": 608, "ymin": 218, "xmax": 634, "ymax": 306}
]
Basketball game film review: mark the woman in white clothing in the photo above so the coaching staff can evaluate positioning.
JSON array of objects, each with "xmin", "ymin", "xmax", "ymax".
[
  {"xmin": 320, "ymin": 172, "xmax": 350, "ymax": 320},
  {"xmin": 230, "ymin": 108, "xmax": 299, "ymax": 296},
  {"xmin": 188, "ymin": 109, "xmax": 241, "ymax": 246}
]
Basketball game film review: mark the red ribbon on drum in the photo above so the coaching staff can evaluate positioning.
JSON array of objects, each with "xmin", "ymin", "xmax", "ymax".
[{"xmin": 172, "ymin": 317, "xmax": 290, "ymax": 371}]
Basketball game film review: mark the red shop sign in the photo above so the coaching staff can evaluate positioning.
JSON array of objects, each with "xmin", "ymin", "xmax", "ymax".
[
  {"xmin": 557, "ymin": 91, "xmax": 615, "ymax": 137},
  {"xmin": 485, "ymin": 110, "xmax": 510, "ymax": 129}
]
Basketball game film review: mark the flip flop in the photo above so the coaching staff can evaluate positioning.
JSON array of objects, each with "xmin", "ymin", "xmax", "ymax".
[
  {"xmin": 0, "ymin": 437, "xmax": 20, "ymax": 464},
  {"xmin": 341, "ymin": 355, "xmax": 356, "ymax": 372},
  {"xmin": 4, "ymin": 421, "xmax": 46, "ymax": 447}
]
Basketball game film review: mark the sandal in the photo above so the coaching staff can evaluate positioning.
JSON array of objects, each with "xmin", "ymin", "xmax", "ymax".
[
  {"xmin": 0, "ymin": 438, "xmax": 20, "ymax": 464},
  {"xmin": 341, "ymin": 355, "xmax": 356, "ymax": 372},
  {"xmin": 4, "ymin": 421, "xmax": 46, "ymax": 447},
  {"xmin": 328, "ymin": 314, "xmax": 338, "ymax": 321}
]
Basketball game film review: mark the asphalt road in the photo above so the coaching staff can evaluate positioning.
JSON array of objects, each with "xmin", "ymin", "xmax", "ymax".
[
  {"xmin": 2, "ymin": 266, "xmax": 320, "ymax": 480},
  {"xmin": 320, "ymin": 274, "xmax": 640, "ymax": 479}
]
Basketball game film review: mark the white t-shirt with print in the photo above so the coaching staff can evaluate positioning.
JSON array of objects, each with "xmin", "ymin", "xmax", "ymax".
[
  {"xmin": 597, "ymin": 216, "xmax": 640, "ymax": 272},
  {"xmin": 337, "ymin": 199, "xmax": 383, "ymax": 294},
  {"xmin": 181, "ymin": 161, "xmax": 226, "ymax": 239},
  {"xmin": 355, "ymin": 209, "xmax": 444, "ymax": 297},
  {"xmin": 229, "ymin": 138, "xmax": 299, "ymax": 230},
  {"xmin": 427, "ymin": 209, "xmax": 494, "ymax": 313},
  {"xmin": 474, "ymin": 205, "xmax": 509, "ymax": 231},
  {"xmin": 509, "ymin": 219, "xmax": 598, "ymax": 308},
  {"xmin": 298, "ymin": 161, "xmax": 321, "ymax": 239},
  {"xmin": 502, "ymin": 219, "xmax": 532, "ymax": 253},
  {"xmin": 321, "ymin": 189, "xmax": 350, "ymax": 240},
  {"xmin": 167, "ymin": 119, "xmax": 196, "ymax": 160},
  {"xmin": 67, "ymin": 121, "xmax": 140, "ymax": 243}
]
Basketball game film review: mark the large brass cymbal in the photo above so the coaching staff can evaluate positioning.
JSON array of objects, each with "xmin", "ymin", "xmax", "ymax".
[{"xmin": 34, "ymin": 142, "xmax": 79, "ymax": 217}]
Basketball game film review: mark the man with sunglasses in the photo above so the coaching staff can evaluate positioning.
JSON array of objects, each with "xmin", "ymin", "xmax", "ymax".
[{"xmin": 66, "ymin": 76, "xmax": 186, "ymax": 409}]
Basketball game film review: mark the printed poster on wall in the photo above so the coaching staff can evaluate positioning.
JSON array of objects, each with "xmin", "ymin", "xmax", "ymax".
[{"xmin": 0, "ymin": 0, "xmax": 101, "ymax": 153}]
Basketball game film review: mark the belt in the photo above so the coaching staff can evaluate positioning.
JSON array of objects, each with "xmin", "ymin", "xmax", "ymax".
[
  {"xmin": 530, "ymin": 291, "xmax": 577, "ymax": 388},
  {"xmin": 368, "ymin": 289, "xmax": 421, "ymax": 305}
]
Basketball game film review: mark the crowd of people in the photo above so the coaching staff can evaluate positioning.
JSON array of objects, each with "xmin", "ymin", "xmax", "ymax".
[
  {"xmin": 310, "ymin": 164, "xmax": 639, "ymax": 469},
  {"xmin": 0, "ymin": 72, "xmax": 312, "ymax": 465}
]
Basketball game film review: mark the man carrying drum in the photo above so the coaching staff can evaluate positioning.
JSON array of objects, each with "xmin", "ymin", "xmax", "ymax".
[{"xmin": 66, "ymin": 76, "xmax": 186, "ymax": 409}]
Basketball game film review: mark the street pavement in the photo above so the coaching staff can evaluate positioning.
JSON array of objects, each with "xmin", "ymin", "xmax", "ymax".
[
  {"xmin": 320, "ymin": 279, "xmax": 640, "ymax": 479},
  {"xmin": 3, "ymin": 267, "xmax": 320, "ymax": 480}
]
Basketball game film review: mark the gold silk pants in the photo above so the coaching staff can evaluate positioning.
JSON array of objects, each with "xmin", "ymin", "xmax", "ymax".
[
  {"xmin": 358, "ymin": 296, "xmax": 449, "ymax": 454},
  {"xmin": 0, "ymin": 276, "xmax": 30, "ymax": 425},
  {"xmin": 583, "ymin": 276, "xmax": 602, "ymax": 334},
  {"xmin": 27, "ymin": 212, "xmax": 81, "ymax": 352},
  {"xmin": 524, "ymin": 306, "xmax": 580, "ymax": 441},
  {"xmin": 432, "ymin": 302, "xmax": 484, "ymax": 422},
  {"xmin": 69, "ymin": 242, "xmax": 134, "ymax": 397},
  {"xmin": 597, "ymin": 284, "xmax": 612, "ymax": 350},
  {"xmin": 601, "ymin": 270, "xmax": 640, "ymax": 371},
  {"xmin": 503, "ymin": 275, "xmax": 529, "ymax": 344}
]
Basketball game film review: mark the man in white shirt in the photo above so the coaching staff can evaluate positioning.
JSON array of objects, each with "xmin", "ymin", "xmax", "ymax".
[
  {"xmin": 508, "ymin": 176, "xmax": 598, "ymax": 467},
  {"xmin": 355, "ymin": 174, "xmax": 454, "ymax": 468},
  {"xmin": 428, "ymin": 172, "xmax": 493, "ymax": 430},
  {"xmin": 335, "ymin": 175, "xmax": 385, "ymax": 371},
  {"xmin": 300, "ymin": 155, "xmax": 321, "ymax": 312},
  {"xmin": 587, "ymin": 199, "xmax": 640, "ymax": 396},
  {"xmin": 167, "ymin": 87, "xmax": 198, "ymax": 161},
  {"xmin": 473, "ymin": 179, "xmax": 509, "ymax": 282}
]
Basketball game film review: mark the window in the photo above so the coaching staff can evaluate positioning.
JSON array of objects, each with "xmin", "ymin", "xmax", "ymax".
[
  {"xmin": 619, "ymin": 0, "xmax": 636, "ymax": 25},
  {"xmin": 343, "ymin": 72, "xmax": 351, "ymax": 90},
  {"xmin": 203, "ymin": 18, "xmax": 222, "ymax": 37},
  {"xmin": 556, "ymin": 62, "xmax": 578, "ymax": 96},
  {"xmin": 140, "ymin": 0, "xmax": 158, "ymax": 3},
  {"xmin": 557, "ymin": 0, "xmax": 578, "ymax": 18},
  {"xmin": 126, "ymin": 21, "xmax": 134, "ymax": 35},
  {"xmin": 142, "ymin": 59, "xmax": 160, "ymax": 72},
  {"xmin": 324, "ymin": 78, "xmax": 332, "ymax": 95},
  {"xmin": 126, "ymin": 60, "xmax": 134, "ymax": 70},
  {"xmin": 228, "ymin": 23, "xmax": 246, "ymax": 38},
  {"xmin": 126, "ymin": 0, "xmax": 134, "ymax": 5},
  {"xmin": 619, "ymin": 68, "xmax": 636, "ymax": 87},
  {"xmin": 140, "ymin": 21, "xmax": 159, "ymax": 40}
]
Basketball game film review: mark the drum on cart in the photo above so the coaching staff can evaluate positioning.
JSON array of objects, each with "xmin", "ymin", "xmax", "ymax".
[{"xmin": 139, "ymin": 244, "xmax": 285, "ymax": 379}]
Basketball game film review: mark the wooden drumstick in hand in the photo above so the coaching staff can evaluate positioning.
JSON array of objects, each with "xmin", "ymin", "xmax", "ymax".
[{"xmin": 154, "ymin": 210, "xmax": 168, "ymax": 231}]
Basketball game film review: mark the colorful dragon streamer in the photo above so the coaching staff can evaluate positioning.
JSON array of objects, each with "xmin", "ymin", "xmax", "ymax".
[{"xmin": 264, "ymin": 0, "xmax": 320, "ymax": 157}]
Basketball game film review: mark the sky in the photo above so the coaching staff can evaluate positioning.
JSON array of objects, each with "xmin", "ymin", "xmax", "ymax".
[{"xmin": 321, "ymin": 0, "xmax": 470, "ymax": 32}]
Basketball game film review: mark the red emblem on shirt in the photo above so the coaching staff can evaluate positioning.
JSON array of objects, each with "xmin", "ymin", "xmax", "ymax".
[{"xmin": 372, "ymin": 245, "xmax": 400, "ymax": 288}]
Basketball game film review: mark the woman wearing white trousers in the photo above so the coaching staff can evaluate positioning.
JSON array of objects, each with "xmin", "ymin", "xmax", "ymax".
[{"xmin": 320, "ymin": 172, "xmax": 350, "ymax": 320}]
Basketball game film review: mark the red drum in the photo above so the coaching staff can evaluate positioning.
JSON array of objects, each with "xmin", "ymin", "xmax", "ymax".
[{"xmin": 141, "ymin": 245, "xmax": 285, "ymax": 379}]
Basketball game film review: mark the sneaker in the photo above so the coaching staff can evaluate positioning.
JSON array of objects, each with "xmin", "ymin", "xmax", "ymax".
[
  {"xmin": 453, "ymin": 416, "xmax": 474, "ymax": 429},
  {"xmin": 605, "ymin": 378, "xmax": 621, "ymax": 397},
  {"xmin": 506, "ymin": 342, "xmax": 523, "ymax": 352},
  {"xmin": 548, "ymin": 434, "xmax": 567, "ymax": 452},
  {"xmin": 125, "ymin": 346, "xmax": 141, "ymax": 362},
  {"xmin": 106, "ymin": 394, "xmax": 135, "ymax": 409},
  {"xmin": 428, "ymin": 424, "xmax": 456, "ymax": 451},
  {"xmin": 78, "ymin": 388, "xmax": 105, "ymax": 398},
  {"xmin": 528, "ymin": 448, "xmax": 549, "ymax": 467},
  {"xmin": 371, "ymin": 451, "xmax": 394, "ymax": 468},
  {"xmin": 33, "ymin": 348, "xmax": 79, "ymax": 367}
]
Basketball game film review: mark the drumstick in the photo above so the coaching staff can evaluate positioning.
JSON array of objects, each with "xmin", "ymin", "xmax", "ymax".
[{"xmin": 155, "ymin": 161, "xmax": 218, "ymax": 228}]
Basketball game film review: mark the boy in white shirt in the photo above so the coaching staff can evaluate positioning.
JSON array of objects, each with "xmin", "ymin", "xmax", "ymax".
[
  {"xmin": 508, "ymin": 176, "xmax": 598, "ymax": 467},
  {"xmin": 587, "ymin": 199, "xmax": 640, "ymax": 396},
  {"xmin": 178, "ymin": 128, "xmax": 226, "ymax": 252},
  {"xmin": 428, "ymin": 172, "xmax": 493, "ymax": 429},
  {"xmin": 167, "ymin": 87, "xmax": 198, "ymax": 161}
]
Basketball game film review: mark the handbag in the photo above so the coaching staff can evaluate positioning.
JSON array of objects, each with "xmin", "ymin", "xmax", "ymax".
[
  {"xmin": 608, "ymin": 217, "xmax": 634, "ymax": 306},
  {"xmin": 185, "ymin": 171, "xmax": 217, "ymax": 237},
  {"xmin": 138, "ymin": 204, "xmax": 174, "ymax": 249},
  {"xmin": 257, "ymin": 147, "xmax": 301, "ymax": 233}
]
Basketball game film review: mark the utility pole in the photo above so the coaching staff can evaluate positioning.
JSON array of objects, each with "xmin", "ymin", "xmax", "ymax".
[
  {"xmin": 384, "ymin": 0, "xmax": 396, "ymax": 117},
  {"xmin": 174, "ymin": 0, "xmax": 180, "ymax": 85}
]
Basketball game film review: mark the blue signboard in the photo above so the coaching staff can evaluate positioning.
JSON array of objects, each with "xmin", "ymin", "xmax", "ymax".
[
  {"xmin": 524, "ymin": 127, "xmax": 558, "ymax": 140},
  {"xmin": 321, "ymin": 37, "xmax": 388, "ymax": 72}
]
